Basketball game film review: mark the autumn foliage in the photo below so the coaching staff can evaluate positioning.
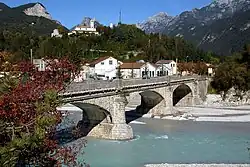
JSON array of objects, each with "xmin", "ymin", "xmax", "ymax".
[
  {"xmin": 177, "ymin": 61, "xmax": 208, "ymax": 75},
  {"xmin": 0, "ymin": 52, "xmax": 86, "ymax": 166}
]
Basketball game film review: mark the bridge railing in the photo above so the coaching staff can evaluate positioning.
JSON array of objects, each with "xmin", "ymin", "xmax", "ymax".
[{"xmin": 63, "ymin": 75, "xmax": 204, "ymax": 95}]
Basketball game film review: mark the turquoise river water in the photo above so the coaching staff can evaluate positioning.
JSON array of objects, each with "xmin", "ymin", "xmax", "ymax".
[{"xmin": 78, "ymin": 118, "xmax": 250, "ymax": 167}]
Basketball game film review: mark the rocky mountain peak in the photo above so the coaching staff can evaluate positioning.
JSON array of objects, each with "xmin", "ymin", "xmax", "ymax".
[
  {"xmin": 71, "ymin": 17, "xmax": 101, "ymax": 30},
  {"xmin": 80, "ymin": 17, "xmax": 93, "ymax": 26},
  {"xmin": 209, "ymin": 0, "xmax": 249, "ymax": 8},
  {"xmin": 137, "ymin": 0, "xmax": 250, "ymax": 55},
  {"xmin": 137, "ymin": 12, "xmax": 175, "ymax": 33},
  {"xmin": 148, "ymin": 12, "xmax": 173, "ymax": 21},
  {"xmin": 154, "ymin": 12, "xmax": 169, "ymax": 17},
  {"xmin": 23, "ymin": 3, "xmax": 52, "ymax": 20},
  {"xmin": 213, "ymin": 0, "xmax": 241, "ymax": 5}
]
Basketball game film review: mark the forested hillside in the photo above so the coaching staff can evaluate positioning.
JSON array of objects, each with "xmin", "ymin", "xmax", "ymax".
[
  {"xmin": 0, "ymin": 24, "xmax": 220, "ymax": 66},
  {"xmin": 0, "ymin": 3, "xmax": 67, "ymax": 35}
]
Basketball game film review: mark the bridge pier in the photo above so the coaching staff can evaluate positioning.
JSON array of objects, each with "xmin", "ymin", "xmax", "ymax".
[
  {"xmin": 111, "ymin": 94, "xmax": 133, "ymax": 140},
  {"xmin": 192, "ymin": 81, "xmax": 202, "ymax": 105},
  {"xmin": 150, "ymin": 87, "xmax": 173, "ymax": 116},
  {"xmin": 165, "ymin": 87, "xmax": 174, "ymax": 115}
]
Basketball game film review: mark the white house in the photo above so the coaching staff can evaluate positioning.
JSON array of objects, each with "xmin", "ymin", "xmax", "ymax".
[
  {"xmin": 73, "ymin": 64, "xmax": 91, "ymax": 82},
  {"xmin": 155, "ymin": 64, "xmax": 171, "ymax": 76},
  {"xmin": 119, "ymin": 62, "xmax": 157, "ymax": 79},
  {"xmin": 156, "ymin": 60, "xmax": 177, "ymax": 75},
  {"xmin": 119, "ymin": 62, "xmax": 173, "ymax": 79},
  {"xmin": 141, "ymin": 62, "xmax": 158, "ymax": 78},
  {"xmin": 51, "ymin": 29, "xmax": 62, "ymax": 38},
  {"xmin": 68, "ymin": 19, "xmax": 99, "ymax": 36},
  {"xmin": 33, "ymin": 59, "xmax": 47, "ymax": 71},
  {"xmin": 89, "ymin": 56, "xmax": 121, "ymax": 80},
  {"xmin": 119, "ymin": 62, "xmax": 144, "ymax": 79},
  {"xmin": 206, "ymin": 63, "xmax": 215, "ymax": 76}
]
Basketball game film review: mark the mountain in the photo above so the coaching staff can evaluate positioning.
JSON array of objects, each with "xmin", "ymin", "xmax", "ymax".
[
  {"xmin": 0, "ymin": 3, "xmax": 66, "ymax": 35},
  {"xmin": 71, "ymin": 17, "xmax": 101, "ymax": 30},
  {"xmin": 138, "ymin": 0, "xmax": 250, "ymax": 55},
  {"xmin": 137, "ymin": 12, "xmax": 175, "ymax": 34},
  {"xmin": 13, "ymin": 3, "xmax": 52, "ymax": 20}
]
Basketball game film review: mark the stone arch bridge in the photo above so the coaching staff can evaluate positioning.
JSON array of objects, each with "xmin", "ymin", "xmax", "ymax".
[{"xmin": 60, "ymin": 75, "xmax": 209, "ymax": 140}]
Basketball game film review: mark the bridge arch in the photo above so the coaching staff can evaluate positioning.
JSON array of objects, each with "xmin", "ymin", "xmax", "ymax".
[
  {"xmin": 172, "ymin": 84, "xmax": 193, "ymax": 106},
  {"xmin": 126, "ymin": 90, "xmax": 167, "ymax": 118},
  {"xmin": 71, "ymin": 102, "xmax": 112, "ymax": 136}
]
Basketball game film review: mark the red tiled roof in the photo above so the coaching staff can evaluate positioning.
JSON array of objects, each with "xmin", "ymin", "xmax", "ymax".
[
  {"xmin": 147, "ymin": 62, "xmax": 158, "ymax": 68},
  {"xmin": 76, "ymin": 25, "xmax": 89, "ymax": 28},
  {"xmin": 119, "ymin": 62, "xmax": 144, "ymax": 69},
  {"xmin": 206, "ymin": 64, "xmax": 215, "ymax": 68},
  {"xmin": 156, "ymin": 60, "xmax": 174, "ymax": 64},
  {"xmin": 89, "ymin": 56, "xmax": 112, "ymax": 66}
]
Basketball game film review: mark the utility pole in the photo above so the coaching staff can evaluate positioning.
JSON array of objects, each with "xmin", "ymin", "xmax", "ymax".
[
  {"xmin": 116, "ymin": 59, "xmax": 122, "ymax": 91},
  {"xmin": 175, "ymin": 38, "xmax": 178, "ymax": 60},
  {"xmin": 161, "ymin": 63, "xmax": 164, "ymax": 76},
  {"xmin": 159, "ymin": 33, "xmax": 162, "ymax": 40},
  {"xmin": 118, "ymin": 9, "xmax": 122, "ymax": 25},
  {"xmin": 131, "ymin": 62, "xmax": 134, "ymax": 78},
  {"xmin": 30, "ymin": 49, "xmax": 33, "ymax": 63}
]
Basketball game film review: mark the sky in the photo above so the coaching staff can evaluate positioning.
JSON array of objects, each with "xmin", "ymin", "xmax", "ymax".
[{"xmin": 2, "ymin": 0, "xmax": 213, "ymax": 28}]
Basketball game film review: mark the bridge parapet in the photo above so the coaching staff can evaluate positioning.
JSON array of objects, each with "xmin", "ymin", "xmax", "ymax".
[{"xmin": 64, "ymin": 75, "xmax": 205, "ymax": 95}]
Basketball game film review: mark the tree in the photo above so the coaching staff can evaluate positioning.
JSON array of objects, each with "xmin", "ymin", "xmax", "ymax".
[
  {"xmin": 211, "ymin": 61, "xmax": 249, "ymax": 99},
  {"xmin": 193, "ymin": 62, "xmax": 208, "ymax": 75},
  {"xmin": 0, "ymin": 57, "xmax": 87, "ymax": 166},
  {"xmin": 211, "ymin": 62, "xmax": 234, "ymax": 99},
  {"xmin": 241, "ymin": 44, "xmax": 250, "ymax": 68}
]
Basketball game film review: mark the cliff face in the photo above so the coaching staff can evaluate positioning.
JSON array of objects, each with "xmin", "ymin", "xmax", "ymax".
[{"xmin": 23, "ymin": 3, "xmax": 52, "ymax": 20}]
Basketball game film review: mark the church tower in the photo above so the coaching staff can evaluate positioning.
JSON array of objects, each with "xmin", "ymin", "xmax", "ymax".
[{"xmin": 90, "ymin": 18, "xmax": 95, "ymax": 28}]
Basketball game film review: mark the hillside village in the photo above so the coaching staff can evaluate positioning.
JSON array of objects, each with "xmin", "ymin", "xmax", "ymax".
[
  {"xmin": 33, "ymin": 56, "xmax": 214, "ymax": 82},
  {"xmin": 2, "ymin": 1, "xmax": 250, "ymax": 167}
]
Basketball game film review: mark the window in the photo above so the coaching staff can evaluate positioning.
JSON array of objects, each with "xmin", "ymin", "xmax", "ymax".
[
  {"xmin": 152, "ymin": 71, "xmax": 154, "ymax": 77},
  {"xmin": 41, "ymin": 62, "xmax": 44, "ymax": 69},
  {"xmin": 109, "ymin": 60, "xmax": 113, "ymax": 65},
  {"xmin": 173, "ymin": 64, "xmax": 175, "ymax": 67},
  {"xmin": 101, "ymin": 62, "xmax": 104, "ymax": 65},
  {"xmin": 157, "ymin": 71, "xmax": 160, "ymax": 76}
]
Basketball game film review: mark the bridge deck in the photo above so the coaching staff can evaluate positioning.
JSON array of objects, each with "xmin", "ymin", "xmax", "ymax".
[{"xmin": 62, "ymin": 75, "xmax": 206, "ymax": 97}]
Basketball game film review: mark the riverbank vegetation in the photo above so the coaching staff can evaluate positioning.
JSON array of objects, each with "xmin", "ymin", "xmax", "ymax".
[
  {"xmin": 0, "ymin": 52, "xmax": 87, "ymax": 166},
  {"xmin": 211, "ymin": 44, "xmax": 250, "ymax": 100}
]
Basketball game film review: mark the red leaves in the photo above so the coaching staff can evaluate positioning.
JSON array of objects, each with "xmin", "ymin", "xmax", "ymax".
[{"xmin": 0, "ymin": 58, "xmax": 82, "ymax": 166}]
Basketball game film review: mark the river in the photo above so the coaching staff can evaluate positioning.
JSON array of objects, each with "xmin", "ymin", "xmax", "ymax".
[{"xmin": 76, "ymin": 118, "xmax": 250, "ymax": 167}]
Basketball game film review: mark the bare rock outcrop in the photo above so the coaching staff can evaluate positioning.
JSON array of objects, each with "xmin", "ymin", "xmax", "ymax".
[{"xmin": 23, "ymin": 3, "xmax": 52, "ymax": 20}]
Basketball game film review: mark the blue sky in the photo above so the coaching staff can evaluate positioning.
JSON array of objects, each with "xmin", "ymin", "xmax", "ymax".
[{"xmin": 2, "ymin": 0, "xmax": 212, "ymax": 28}]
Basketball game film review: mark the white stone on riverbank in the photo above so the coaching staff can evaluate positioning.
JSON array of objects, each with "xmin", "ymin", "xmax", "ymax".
[
  {"xmin": 145, "ymin": 164, "xmax": 250, "ymax": 167},
  {"xmin": 130, "ymin": 120, "xmax": 146, "ymax": 124},
  {"xmin": 172, "ymin": 105, "xmax": 250, "ymax": 122}
]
